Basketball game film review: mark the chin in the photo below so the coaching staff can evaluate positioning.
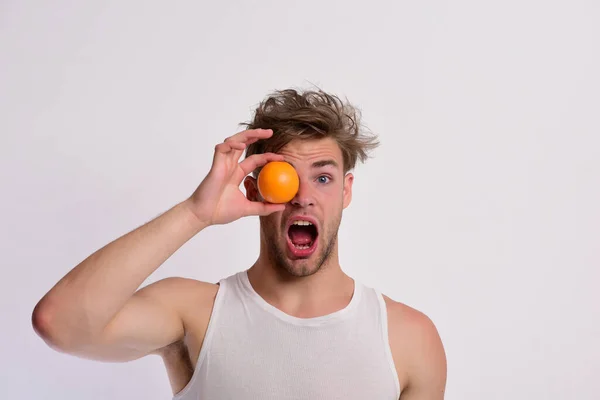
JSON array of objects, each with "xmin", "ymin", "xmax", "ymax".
[
  {"xmin": 272, "ymin": 236, "xmax": 335, "ymax": 279},
  {"xmin": 282, "ymin": 258, "xmax": 322, "ymax": 278}
]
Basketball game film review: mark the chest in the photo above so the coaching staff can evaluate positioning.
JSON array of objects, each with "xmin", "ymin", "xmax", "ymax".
[{"xmin": 189, "ymin": 325, "xmax": 399, "ymax": 400}]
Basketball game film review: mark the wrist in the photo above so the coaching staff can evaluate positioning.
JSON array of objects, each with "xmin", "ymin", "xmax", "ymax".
[{"xmin": 180, "ymin": 198, "xmax": 211, "ymax": 232}]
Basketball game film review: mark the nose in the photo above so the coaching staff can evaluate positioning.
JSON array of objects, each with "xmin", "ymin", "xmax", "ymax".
[{"xmin": 290, "ymin": 178, "xmax": 314, "ymax": 208}]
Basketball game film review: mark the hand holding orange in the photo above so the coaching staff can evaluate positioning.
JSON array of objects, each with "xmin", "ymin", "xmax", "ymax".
[{"xmin": 257, "ymin": 161, "xmax": 299, "ymax": 204}]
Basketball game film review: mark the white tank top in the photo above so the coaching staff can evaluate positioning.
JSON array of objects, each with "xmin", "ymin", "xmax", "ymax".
[{"xmin": 173, "ymin": 270, "xmax": 401, "ymax": 400}]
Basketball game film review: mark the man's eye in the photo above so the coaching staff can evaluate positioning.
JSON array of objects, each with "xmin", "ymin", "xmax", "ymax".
[{"xmin": 317, "ymin": 176, "xmax": 330, "ymax": 184}]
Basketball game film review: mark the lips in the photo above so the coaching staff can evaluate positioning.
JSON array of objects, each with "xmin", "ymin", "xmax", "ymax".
[{"xmin": 285, "ymin": 215, "xmax": 319, "ymax": 258}]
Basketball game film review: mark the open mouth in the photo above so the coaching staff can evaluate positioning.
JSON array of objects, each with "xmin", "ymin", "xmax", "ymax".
[{"xmin": 286, "ymin": 218, "xmax": 319, "ymax": 257}]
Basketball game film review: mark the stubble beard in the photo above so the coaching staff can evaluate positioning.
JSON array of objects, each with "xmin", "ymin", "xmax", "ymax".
[{"xmin": 261, "ymin": 212, "xmax": 342, "ymax": 278}]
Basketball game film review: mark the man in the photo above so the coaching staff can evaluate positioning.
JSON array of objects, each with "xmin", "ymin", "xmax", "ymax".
[{"xmin": 32, "ymin": 88, "xmax": 447, "ymax": 399}]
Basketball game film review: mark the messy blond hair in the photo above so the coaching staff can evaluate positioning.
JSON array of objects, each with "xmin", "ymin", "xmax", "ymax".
[{"xmin": 242, "ymin": 88, "xmax": 379, "ymax": 175}]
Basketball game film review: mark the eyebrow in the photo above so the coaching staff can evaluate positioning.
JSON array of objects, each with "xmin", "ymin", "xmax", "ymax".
[
  {"xmin": 311, "ymin": 159, "xmax": 339, "ymax": 169},
  {"xmin": 284, "ymin": 159, "xmax": 340, "ymax": 171}
]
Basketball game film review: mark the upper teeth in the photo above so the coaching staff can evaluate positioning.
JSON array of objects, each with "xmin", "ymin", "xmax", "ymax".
[{"xmin": 292, "ymin": 220, "xmax": 313, "ymax": 226}]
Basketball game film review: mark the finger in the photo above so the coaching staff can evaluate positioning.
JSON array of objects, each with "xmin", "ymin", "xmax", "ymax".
[
  {"xmin": 227, "ymin": 140, "xmax": 251, "ymax": 165},
  {"xmin": 214, "ymin": 140, "xmax": 247, "ymax": 166},
  {"xmin": 245, "ymin": 201, "xmax": 286, "ymax": 217},
  {"xmin": 225, "ymin": 128, "xmax": 273, "ymax": 144},
  {"xmin": 225, "ymin": 129, "xmax": 272, "ymax": 162},
  {"xmin": 228, "ymin": 141, "xmax": 247, "ymax": 151},
  {"xmin": 239, "ymin": 152, "xmax": 285, "ymax": 176},
  {"xmin": 214, "ymin": 142, "xmax": 233, "ymax": 154}
]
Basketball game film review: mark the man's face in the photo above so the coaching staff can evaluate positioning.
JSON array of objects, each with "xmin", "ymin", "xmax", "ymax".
[{"xmin": 246, "ymin": 137, "xmax": 354, "ymax": 277}]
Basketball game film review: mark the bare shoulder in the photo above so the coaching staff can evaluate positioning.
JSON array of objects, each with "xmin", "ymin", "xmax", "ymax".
[
  {"xmin": 138, "ymin": 276, "xmax": 219, "ymax": 319},
  {"xmin": 140, "ymin": 276, "xmax": 219, "ymax": 299},
  {"xmin": 382, "ymin": 295, "xmax": 442, "ymax": 345},
  {"xmin": 134, "ymin": 276, "xmax": 220, "ymax": 350},
  {"xmin": 141, "ymin": 277, "xmax": 220, "ymax": 356},
  {"xmin": 137, "ymin": 277, "xmax": 220, "ymax": 394},
  {"xmin": 382, "ymin": 295, "xmax": 447, "ymax": 399}
]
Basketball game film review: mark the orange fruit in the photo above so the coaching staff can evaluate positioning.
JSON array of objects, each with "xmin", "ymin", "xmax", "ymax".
[{"xmin": 257, "ymin": 161, "xmax": 299, "ymax": 203}]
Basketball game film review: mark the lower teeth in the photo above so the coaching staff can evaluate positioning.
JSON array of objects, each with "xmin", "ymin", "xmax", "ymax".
[{"xmin": 294, "ymin": 243, "xmax": 311, "ymax": 250}]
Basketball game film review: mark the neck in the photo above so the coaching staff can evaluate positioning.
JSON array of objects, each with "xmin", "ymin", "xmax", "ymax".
[{"xmin": 247, "ymin": 241, "xmax": 355, "ymax": 319}]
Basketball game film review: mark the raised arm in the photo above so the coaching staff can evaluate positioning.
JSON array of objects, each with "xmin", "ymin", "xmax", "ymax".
[{"xmin": 31, "ymin": 129, "xmax": 285, "ymax": 362}]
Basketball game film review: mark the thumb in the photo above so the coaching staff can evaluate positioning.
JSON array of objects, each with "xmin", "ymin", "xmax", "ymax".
[{"xmin": 245, "ymin": 201, "xmax": 286, "ymax": 217}]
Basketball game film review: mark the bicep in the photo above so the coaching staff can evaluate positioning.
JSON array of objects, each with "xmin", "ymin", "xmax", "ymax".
[{"xmin": 71, "ymin": 278, "xmax": 187, "ymax": 362}]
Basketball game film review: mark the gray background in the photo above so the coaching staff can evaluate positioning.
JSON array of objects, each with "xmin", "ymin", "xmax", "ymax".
[{"xmin": 1, "ymin": 1, "xmax": 598, "ymax": 399}]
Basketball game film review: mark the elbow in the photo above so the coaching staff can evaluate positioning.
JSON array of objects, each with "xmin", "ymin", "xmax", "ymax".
[{"xmin": 31, "ymin": 297, "xmax": 82, "ymax": 353}]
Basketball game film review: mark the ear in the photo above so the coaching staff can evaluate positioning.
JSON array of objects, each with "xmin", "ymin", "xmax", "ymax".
[
  {"xmin": 244, "ymin": 175, "xmax": 261, "ymax": 201},
  {"xmin": 342, "ymin": 172, "xmax": 354, "ymax": 209}
]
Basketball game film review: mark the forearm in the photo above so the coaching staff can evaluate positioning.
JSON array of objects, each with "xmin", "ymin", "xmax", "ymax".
[{"xmin": 35, "ymin": 199, "xmax": 207, "ymax": 343}]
